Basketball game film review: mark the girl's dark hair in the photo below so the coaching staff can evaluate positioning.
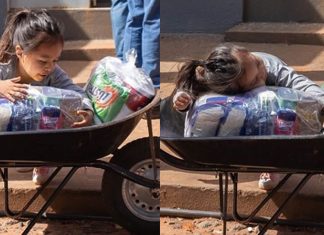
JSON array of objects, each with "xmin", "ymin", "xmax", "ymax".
[
  {"xmin": 0, "ymin": 9, "xmax": 63, "ymax": 63},
  {"xmin": 176, "ymin": 43, "xmax": 248, "ymax": 96}
]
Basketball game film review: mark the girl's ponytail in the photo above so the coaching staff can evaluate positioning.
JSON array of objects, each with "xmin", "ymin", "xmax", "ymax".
[
  {"xmin": 0, "ymin": 10, "xmax": 29, "ymax": 63},
  {"xmin": 0, "ymin": 9, "xmax": 63, "ymax": 63},
  {"xmin": 176, "ymin": 60, "xmax": 209, "ymax": 97}
]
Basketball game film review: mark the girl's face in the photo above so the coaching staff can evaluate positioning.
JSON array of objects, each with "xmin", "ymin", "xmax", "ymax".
[
  {"xmin": 16, "ymin": 41, "xmax": 62, "ymax": 83},
  {"xmin": 235, "ymin": 51, "xmax": 267, "ymax": 92}
]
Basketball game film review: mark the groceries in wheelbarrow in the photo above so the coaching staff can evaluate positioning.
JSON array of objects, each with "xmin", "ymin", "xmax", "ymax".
[
  {"xmin": 185, "ymin": 86, "xmax": 323, "ymax": 137},
  {"xmin": 85, "ymin": 49, "xmax": 155, "ymax": 123},
  {"xmin": 0, "ymin": 86, "xmax": 82, "ymax": 132}
]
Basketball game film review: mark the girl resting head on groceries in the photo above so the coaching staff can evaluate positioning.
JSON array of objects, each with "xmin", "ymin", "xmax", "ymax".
[{"xmin": 173, "ymin": 43, "xmax": 324, "ymax": 190}]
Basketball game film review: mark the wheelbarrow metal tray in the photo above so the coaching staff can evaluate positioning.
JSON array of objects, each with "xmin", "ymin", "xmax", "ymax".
[
  {"xmin": 162, "ymin": 135, "xmax": 324, "ymax": 172},
  {"xmin": 0, "ymin": 95, "xmax": 159, "ymax": 163}
]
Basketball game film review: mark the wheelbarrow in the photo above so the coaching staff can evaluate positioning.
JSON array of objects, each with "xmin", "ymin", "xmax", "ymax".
[
  {"xmin": 0, "ymin": 94, "xmax": 160, "ymax": 235},
  {"xmin": 160, "ymin": 96, "xmax": 324, "ymax": 235}
]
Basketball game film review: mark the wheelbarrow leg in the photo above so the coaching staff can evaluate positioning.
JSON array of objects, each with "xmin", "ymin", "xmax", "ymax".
[
  {"xmin": 2, "ymin": 167, "xmax": 62, "ymax": 218},
  {"xmin": 218, "ymin": 172, "xmax": 228, "ymax": 235},
  {"xmin": 231, "ymin": 173, "xmax": 292, "ymax": 223},
  {"xmin": 258, "ymin": 173, "xmax": 313, "ymax": 235},
  {"xmin": 145, "ymin": 109, "xmax": 158, "ymax": 181},
  {"xmin": 22, "ymin": 167, "xmax": 79, "ymax": 235}
]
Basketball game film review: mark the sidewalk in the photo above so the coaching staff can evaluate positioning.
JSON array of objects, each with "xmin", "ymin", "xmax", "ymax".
[{"xmin": 160, "ymin": 33, "xmax": 324, "ymax": 222}]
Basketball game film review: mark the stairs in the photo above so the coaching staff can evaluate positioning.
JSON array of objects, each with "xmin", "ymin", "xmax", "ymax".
[
  {"xmin": 226, "ymin": 0, "xmax": 324, "ymax": 45},
  {"xmin": 225, "ymin": 22, "xmax": 324, "ymax": 45},
  {"xmin": 49, "ymin": 8, "xmax": 112, "ymax": 41},
  {"xmin": 53, "ymin": 8, "xmax": 115, "ymax": 85},
  {"xmin": 221, "ymin": 0, "xmax": 324, "ymax": 87}
]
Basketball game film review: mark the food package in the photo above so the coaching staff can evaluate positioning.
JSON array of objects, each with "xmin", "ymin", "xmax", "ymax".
[
  {"xmin": 85, "ymin": 49, "xmax": 155, "ymax": 123},
  {"xmin": 0, "ymin": 86, "xmax": 83, "ymax": 132},
  {"xmin": 0, "ymin": 99, "xmax": 12, "ymax": 131},
  {"xmin": 184, "ymin": 86, "xmax": 322, "ymax": 137}
]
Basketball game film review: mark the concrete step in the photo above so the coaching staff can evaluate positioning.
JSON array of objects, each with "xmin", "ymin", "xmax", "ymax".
[
  {"xmin": 62, "ymin": 40, "xmax": 115, "ymax": 61},
  {"xmin": 4, "ymin": 8, "xmax": 112, "ymax": 40},
  {"xmin": 57, "ymin": 60, "xmax": 98, "ymax": 85},
  {"xmin": 48, "ymin": 8, "xmax": 112, "ymax": 40},
  {"xmin": 244, "ymin": 0, "xmax": 324, "ymax": 23},
  {"xmin": 160, "ymin": 138, "xmax": 324, "ymax": 222},
  {"xmin": 225, "ymin": 22, "xmax": 324, "ymax": 45},
  {"xmin": 160, "ymin": 151, "xmax": 324, "ymax": 222},
  {"xmin": 1, "ymin": 167, "xmax": 108, "ymax": 216}
]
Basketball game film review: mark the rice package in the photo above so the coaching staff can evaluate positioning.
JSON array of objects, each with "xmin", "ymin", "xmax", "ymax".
[
  {"xmin": 85, "ymin": 49, "xmax": 155, "ymax": 123},
  {"xmin": 185, "ymin": 86, "xmax": 322, "ymax": 137},
  {"xmin": 0, "ymin": 86, "xmax": 83, "ymax": 132}
]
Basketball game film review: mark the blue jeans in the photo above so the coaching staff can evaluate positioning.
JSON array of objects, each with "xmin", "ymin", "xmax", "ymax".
[
  {"xmin": 110, "ymin": 0, "xmax": 128, "ymax": 59},
  {"xmin": 123, "ymin": 0, "xmax": 160, "ymax": 88}
]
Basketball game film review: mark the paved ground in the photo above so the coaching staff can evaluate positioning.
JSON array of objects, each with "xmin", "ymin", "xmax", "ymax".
[
  {"xmin": 161, "ymin": 217, "xmax": 324, "ymax": 235},
  {"xmin": 0, "ymin": 217, "xmax": 130, "ymax": 235}
]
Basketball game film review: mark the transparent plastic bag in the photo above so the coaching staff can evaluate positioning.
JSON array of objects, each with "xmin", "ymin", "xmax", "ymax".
[
  {"xmin": 0, "ymin": 86, "xmax": 83, "ymax": 132},
  {"xmin": 85, "ymin": 49, "xmax": 155, "ymax": 123},
  {"xmin": 184, "ymin": 86, "xmax": 323, "ymax": 137}
]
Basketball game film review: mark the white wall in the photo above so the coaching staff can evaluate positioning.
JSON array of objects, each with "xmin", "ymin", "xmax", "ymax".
[{"xmin": 9, "ymin": 0, "xmax": 91, "ymax": 8}]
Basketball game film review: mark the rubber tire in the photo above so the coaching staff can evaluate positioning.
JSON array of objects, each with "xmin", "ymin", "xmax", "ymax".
[{"xmin": 101, "ymin": 137, "xmax": 160, "ymax": 234}]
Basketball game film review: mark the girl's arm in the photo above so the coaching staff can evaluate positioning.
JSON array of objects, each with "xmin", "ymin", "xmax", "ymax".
[
  {"xmin": 70, "ymin": 109, "xmax": 94, "ymax": 128},
  {"xmin": 47, "ymin": 66, "xmax": 94, "ymax": 127},
  {"xmin": 0, "ymin": 77, "xmax": 29, "ymax": 102},
  {"xmin": 256, "ymin": 52, "xmax": 324, "ymax": 103},
  {"xmin": 273, "ymin": 66, "xmax": 324, "ymax": 97}
]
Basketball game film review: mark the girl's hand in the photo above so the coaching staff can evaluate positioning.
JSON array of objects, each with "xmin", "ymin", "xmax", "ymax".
[
  {"xmin": 0, "ymin": 77, "xmax": 29, "ymax": 102},
  {"xmin": 71, "ymin": 109, "xmax": 94, "ymax": 128},
  {"xmin": 173, "ymin": 91, "xmax": 193, "ymax": 111}
]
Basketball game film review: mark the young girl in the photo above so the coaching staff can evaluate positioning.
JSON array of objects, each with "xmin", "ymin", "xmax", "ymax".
[
  {"xmin": 173, "ymin": 43, "xmax": 324, "ymax": 190},
  {"xmin": 0, "ymin": 9, "xmax": 94, "ymax": 185}
]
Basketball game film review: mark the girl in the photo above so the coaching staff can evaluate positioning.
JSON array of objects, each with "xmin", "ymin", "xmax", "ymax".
[
  {"xmin": 173, "ymin": 43, "xmax": 324, "ymax": 190},
  {"xmin": 0, "ymin": 9, "xmax": 94, "ymax": 185}
]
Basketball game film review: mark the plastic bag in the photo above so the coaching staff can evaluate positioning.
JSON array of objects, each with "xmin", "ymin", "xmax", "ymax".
[
  {"xmin": 185, "ymin": 86, "xmax": 323, "ymax": 137},
  {"xmin": 0, "ymin": 86, "xmax": 83, "ymax": 132},
  {"xmin": 85, "ymin": 49, "xmax": 155, "ymax": 123}
]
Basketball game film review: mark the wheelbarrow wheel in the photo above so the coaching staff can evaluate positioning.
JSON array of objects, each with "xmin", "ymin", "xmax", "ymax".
[{"xmin": 101, "ymin": 137, "xmax": 160, "ymax": 234}]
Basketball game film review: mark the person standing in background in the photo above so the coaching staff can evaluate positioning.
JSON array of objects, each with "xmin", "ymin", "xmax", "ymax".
[
  {"xmin": 123, "ymin": 0, "xmax": 160, "ymax": 89},
  {"xmin": 110, "ymin": 0, "xmax": 128, "ymax": 60},
  {"xmin": 110, "ymin": 0, "xmax": 160, "ymax": 89}
]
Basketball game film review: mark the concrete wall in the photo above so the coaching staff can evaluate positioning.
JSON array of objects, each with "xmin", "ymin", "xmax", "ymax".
[
  {"xmin": 1, "ymin": 7, "xmax": 111, "ymax": 40},
  {"xmin": 244, "ymin": 0, "xmax": 324, "ymax": 23},
  {"xmin": 9, "ymin": 0, "xmax": 91, "ymax": 8},
  {"xmin": 161, "ymin": 0, "xmax": 243, "ymax": 33},
  {"xmin": 48, "ymin": 8, "xmax": 112, "ymax": 40},
  {"xmin": 0, "ymin": 0, "xmax": 7, "ymax": 34}
]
